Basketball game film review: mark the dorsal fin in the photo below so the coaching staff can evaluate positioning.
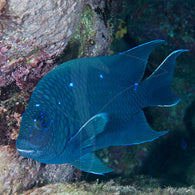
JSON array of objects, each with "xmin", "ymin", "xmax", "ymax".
[{"xmin": 96, "ymin": 40, "xmax": 165, "ymax": 85}]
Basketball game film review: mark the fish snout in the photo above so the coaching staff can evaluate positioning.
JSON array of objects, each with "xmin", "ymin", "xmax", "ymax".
[{"xmin": 16, "ymin": 138, "xmax": 40, "ymax": 158}]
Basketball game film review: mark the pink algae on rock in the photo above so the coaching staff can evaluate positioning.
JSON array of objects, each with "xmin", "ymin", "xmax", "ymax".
[
  {"xmin": 0, "ymin": 40, "xmax": 57, "ymax": 91},
  {"xmin": 0, "ymin": 0, "xmax": 87, "ymax": 89}
]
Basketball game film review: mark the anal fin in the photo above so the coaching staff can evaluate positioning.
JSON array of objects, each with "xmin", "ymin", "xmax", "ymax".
[
  {"xmin": 121, "ymin": 110, "xmax": 168, "ymax": 145},
  {"xmin": 71, "ymin": 153, "xmax": 114, "ymax": 175},
  {"xmin": 97, "ymin": 110, "xmax": 168, "ymax": 148}
]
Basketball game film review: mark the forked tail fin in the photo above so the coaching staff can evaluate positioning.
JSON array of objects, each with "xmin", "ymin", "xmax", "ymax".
[{"xmin": 142, "ymin": 49, "xmax": 188, "ymax": 107}]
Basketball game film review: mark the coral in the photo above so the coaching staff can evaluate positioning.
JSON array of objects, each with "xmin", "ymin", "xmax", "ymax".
[{"xmin": 115, "ymin": 20, "xmax": 127, "ymax": 39}]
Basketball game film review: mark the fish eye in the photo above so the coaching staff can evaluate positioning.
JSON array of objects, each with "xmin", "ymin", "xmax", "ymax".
[
  {"xmin": 33, "ymin": 112, "xmax": 48, "ymax": 130},
  {"xmin": 34, "ymin": 119, "xmax": 47, "ymax": 129}
]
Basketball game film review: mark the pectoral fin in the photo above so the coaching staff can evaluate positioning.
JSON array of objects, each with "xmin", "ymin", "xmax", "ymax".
[{"xmin": 68, "ymin": 113, "xmax": 108, "ymax": 149}]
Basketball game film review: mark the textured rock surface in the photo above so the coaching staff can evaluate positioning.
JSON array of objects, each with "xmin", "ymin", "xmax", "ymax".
[
  {"xmin": 0, "ymin": 146, "xmax": 75, "ymax": 194},
  {"xmin": 0, "ymin": 0, "xmax": 111, "ymax": 88},
  {"xmin": 22, "ymin": 180, "xmax": 195, "ymax": 195},
  {"xmin": 0, "ymin": 0, "xmax": 84, "ymax": 87},
  {"xmin": 1, "ymin": 0, "xmax": 83, "ymax": 57}
]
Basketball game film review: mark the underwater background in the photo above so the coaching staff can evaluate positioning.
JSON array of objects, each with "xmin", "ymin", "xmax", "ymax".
[{"xmin": 0, "ymin": 0, "xmax": 194, "ymax": 194}]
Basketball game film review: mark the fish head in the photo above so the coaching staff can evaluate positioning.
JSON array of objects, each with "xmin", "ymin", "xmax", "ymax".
[{"xmin": 16, "ymin": 102, "xmax": 56, "ymax": 162}]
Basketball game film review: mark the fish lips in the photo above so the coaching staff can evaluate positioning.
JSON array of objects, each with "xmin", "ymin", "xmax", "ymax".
[{"xmin": 16, "ymin": 138, "xmax": 41, "ymax": 158}]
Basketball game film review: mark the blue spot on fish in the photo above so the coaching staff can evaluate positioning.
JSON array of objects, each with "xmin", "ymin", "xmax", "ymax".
[
  {"xmin": 35, "ymin": 104, "xmax": 40, "ymax": 107},
  {"xmin": 99, "ymin": 74, "xmax": 103, "ymax": 79},
  {"xmin": 134, "ymin": 82, "xmax": 139, "ymax": 91},
  {"xmin": 69, "ymin": 82, "xmax": 74, "ymax": 87}
]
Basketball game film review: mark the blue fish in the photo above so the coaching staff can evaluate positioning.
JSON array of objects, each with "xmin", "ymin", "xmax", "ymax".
[{"xmin": 16, "ymin": 40, "xmax": 188, "ymax": 174}]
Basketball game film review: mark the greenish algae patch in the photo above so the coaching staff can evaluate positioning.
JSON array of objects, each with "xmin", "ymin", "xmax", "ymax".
[
  {"xmin": 55, "ymin": 4, "xmax": 110, "ymax": 64},
  {"xmin": 70, "ymin": 6, "xmax": 98, "ymax": 57}
]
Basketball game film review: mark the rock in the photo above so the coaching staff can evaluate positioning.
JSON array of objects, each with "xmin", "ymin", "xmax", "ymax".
[
  {"xmin": 0, "ymin": 146, "xmax": 40, "ymax": 194},
  {"xmin": 0, "ymin": 0, "xmax": 6, "ymax": 12},
  {"xmin": 21, "ymin": 179, "xmax": 195, "ymax": 195},
  {"xmin": 0, "ymin": 0, "xmax": 85, "ymax": 88},
  {"xmin": 1, "ymin": 0, "xmax": 84, "ymax": 57},
  {"xmin": 0, "ymin": 0, "xmax": 110, "ymax": 89},
  {"xmin": 0, "ymin": 146, "xmax": 76, "ymax": 194}
]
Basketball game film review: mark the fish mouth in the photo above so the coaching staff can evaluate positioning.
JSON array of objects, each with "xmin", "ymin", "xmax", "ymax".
[
  {"xmin": 17, "ymin": 148, "xmax": 34, "ymax": 153},
  {"xmin": 17, "ymin": 147, "xmax": 38, "ymax": 158},
  {"xmin": 17, "ymin": 148, "xmax": 44, "ymax": 159},
  {"xmin": 16, "ymin": 138, "xmax": 41, "ymax": 158},
  {"xmin": 16, "ymin": 138, "xmax": 56, "ymax": 162},
  {"xmin": 17, "ymin": 146, "xmax": 42, "ymax": 159}
]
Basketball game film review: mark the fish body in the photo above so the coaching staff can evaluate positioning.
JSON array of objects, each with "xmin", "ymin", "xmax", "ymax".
[{"xmin": 16, "ymin": 40, "xmax": 187, "ymax": 174}]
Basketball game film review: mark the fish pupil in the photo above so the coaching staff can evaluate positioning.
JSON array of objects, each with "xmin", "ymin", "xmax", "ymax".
[{"xmin": 33, "ymin": 112, "xmax": 48, "ymax": 130}]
